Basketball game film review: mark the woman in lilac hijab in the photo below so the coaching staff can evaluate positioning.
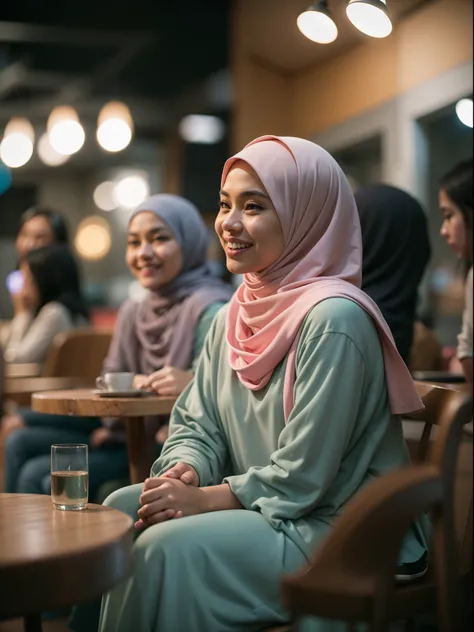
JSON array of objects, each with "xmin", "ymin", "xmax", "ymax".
[{"xmin": 4, "ymin": 194, "xmax": 233, "ymax": 502}]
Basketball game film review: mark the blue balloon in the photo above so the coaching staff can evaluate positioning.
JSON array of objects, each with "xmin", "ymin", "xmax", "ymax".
[{"xmin": 0, "ymin": 160, "xmax": 12, "ymax": 195}]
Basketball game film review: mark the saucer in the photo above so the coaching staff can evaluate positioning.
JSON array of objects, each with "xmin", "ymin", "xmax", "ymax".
[{"xmin": 92, "ymin": 389, "xmax": 154, "ymax": 398}]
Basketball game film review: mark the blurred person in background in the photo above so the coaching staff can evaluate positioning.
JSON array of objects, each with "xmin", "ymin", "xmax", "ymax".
[
  {"xmin": 1, "ymin": 243, "xmax": 88, "ymax": 365},
  {"xmin": 15, "ymin": 206, "xmax": 69, "ymax": 262},
  {"xmin": 355, "ymin": 183, "xmax": 431, "ymax": 366},
  {"xmin": 2, "ymin": 206, "xmax": 69, "ymax": 327},
  {"xmin": 2, "ymin": 194, "xmax": 233, "ymax": 506},
  {"xmin": 439, "ymin": 158, "xmax": 473, "ymax": 382}
]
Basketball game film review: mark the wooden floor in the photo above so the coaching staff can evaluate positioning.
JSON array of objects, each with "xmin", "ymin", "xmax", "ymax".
[{"xmin": 0, "ymin": 619, "xmax": 69, "ymax": 632}]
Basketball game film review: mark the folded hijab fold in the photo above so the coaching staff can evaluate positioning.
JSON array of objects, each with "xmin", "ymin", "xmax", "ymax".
[{"xmin": 221, "ymin": 136, "xmax": 423, "ymax": 421}]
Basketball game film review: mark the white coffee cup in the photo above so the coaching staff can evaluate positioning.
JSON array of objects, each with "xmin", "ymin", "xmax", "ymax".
[{"xmin": 96, "ymin": 372, "xmax": 134, "ymax": 392}]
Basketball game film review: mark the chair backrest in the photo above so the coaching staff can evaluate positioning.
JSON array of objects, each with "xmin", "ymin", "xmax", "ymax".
[
  {"xmin": 282, "ymin": 466, "xmax": 443, "ymax": 631},
  {"xmin": 41, "ymin": 328, "xmax": 113, "ymax": 380},
  {"xmin": 408, "ymin": 381, "xmax": 463, "ymax": 462}
]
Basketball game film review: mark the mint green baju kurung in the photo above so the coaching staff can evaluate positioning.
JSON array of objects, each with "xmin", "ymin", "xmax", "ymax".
[{"xmin": 99, "ymin": 298, "xmax": 427, "ymax": 632}]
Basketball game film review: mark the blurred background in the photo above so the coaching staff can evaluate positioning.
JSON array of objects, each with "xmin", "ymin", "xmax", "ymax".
[{"xmin": 0, "ymin": 0, "xmax": 472, "ymax": 349}]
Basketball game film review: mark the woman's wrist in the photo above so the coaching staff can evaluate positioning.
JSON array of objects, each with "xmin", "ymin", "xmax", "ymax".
[{"xmin": 200, "ymin": 483, "xmax": 243, "ymax": 513}]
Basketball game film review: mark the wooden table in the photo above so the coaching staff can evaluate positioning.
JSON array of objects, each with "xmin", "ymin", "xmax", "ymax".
[
  {"xmin": 32, "ymin": 389, "xmax": 177, "ymax": 484},
  {"xmin": 5, "ymin": 363, "xmax": 41, "ymax": 379},
  {"xmin": 4, "ymin": 377, "xmax": 91, "ymax": 408},
  {"xmin": 0, "ymin": 493, "xmax": 133, "ymax": 631}
]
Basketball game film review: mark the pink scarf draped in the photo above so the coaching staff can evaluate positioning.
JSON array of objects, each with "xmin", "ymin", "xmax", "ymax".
[{"xmin": 222, "ymin": 136, "xmax": 423, "ymax": 421}]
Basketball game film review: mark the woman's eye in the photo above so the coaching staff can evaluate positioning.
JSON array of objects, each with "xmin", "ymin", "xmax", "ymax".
[
  {"xmin": 245, "ymin": 203, "xmax": 263, "ymax": 213},
  {"xmin": 153, "ymin": 235, "xmax": 169, "ymax": 243},
  {"xmin": 127, "ymin": 240, "xmax": 140, "ymax": 247},
  {"xmin": 218, "ymin": 201, "xmax": 230, "ymax": 212}
]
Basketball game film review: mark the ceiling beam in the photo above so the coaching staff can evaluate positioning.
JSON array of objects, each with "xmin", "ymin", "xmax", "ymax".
[
  {"xmin": 0, "ymin": 61, "xmax": 27, "ymax": 99},
  {"xmin": 0, "ymin": 21, "xmax": 153, "ymax": 48}
]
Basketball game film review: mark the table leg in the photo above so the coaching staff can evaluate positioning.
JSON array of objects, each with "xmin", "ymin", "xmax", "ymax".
[
  {"xmin": 23, "ymin": 615, "xmax": 42, "ymax": 632},
  {"xmin": 124, "ymin": 417, "xmax": 156, "ymax": 484}
]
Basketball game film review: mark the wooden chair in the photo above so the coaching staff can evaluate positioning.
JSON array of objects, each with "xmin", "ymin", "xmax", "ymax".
[
  {"xmin": 280, "ymin": 384, "xmax": 472, "ymax": 631},
  {"xmin": 41, "ymin": 327, "xmax": 112, "ymax": 381}
]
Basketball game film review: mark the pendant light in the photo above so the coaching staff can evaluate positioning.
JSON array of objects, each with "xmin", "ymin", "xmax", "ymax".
[
  {"xmin": 297, "ymin": 1, "xmax": 338, "ymax": 44},
  {"xmin": 346, "ymin": 0, "xmax": 392, "ymax": 38},
  {"xmin": 47, "ymin": 106, "xmax": 85, "ymax": 156},
  {"xmin": 0, "ymin": 117, "xmax": 35, "ymax": 168},
  {"xmin": 97, "ymin": 101, "xmax": 133, "ymax": 152}
]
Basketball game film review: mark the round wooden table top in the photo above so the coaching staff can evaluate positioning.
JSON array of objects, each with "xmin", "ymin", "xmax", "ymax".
[
  {"xmin": 32, "ymin": 388, "xmax": 177, "ymax": 417},
  {"xmin": 4, "ymin": 377, "xmax": 92, "ymax": 407},
  {"xmin": 0, "ymin": 493, "xmax": 134, "ymax": 618}
]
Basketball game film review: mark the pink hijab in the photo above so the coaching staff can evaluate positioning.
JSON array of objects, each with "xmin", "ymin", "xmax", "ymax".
[{"xmin": 222, "ymin": 135, "xmax": 423, "ymax": 421}]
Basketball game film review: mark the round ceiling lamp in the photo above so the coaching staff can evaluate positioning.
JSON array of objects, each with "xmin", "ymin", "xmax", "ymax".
[
  {"xmin": 93, "ymin": 181, "xmax": 116, "ymax": 211},
  {"xmin": 97, "ymin": 101, "xmax": 133, "ymax": 152},
  {"xmin": 179, "ymin": 115, "xmax": 225, "ymax": 144},
  {"xmin": 47, "ymin": 106, "xmax": 85, "ymax": 156},
  {"xmin": 346, "ymin": 0, "xmax": 393, "ymax": 38},
  {"xmin": 74, "ymin": 216, "xmax": 112, "ymax": 261},
  {"xmin": 455, "ymin": 98, "xmax": 473, "ymax": 128},
  {"xmin": 0, "ymin": 117, "xmax": 35, "ymax": 168},
  {"xmin": 113, "ymin": 174, "xmax": 149, "ymax": 209},
  {"xmin": 297, "ymin": 1, "xmax": 338, "ymax": 44},
  {"xmin": 37, "ymin": 133, "xmax": 69, "ymax": 166}
]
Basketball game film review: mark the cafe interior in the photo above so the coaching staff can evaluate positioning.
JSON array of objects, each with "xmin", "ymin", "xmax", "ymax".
[{"xmin": 0, "ymin": 0, "xmax": 472, "ymax": 631}]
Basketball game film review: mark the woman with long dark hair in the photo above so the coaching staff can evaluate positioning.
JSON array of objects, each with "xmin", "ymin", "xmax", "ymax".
[
  {"xmin": 16, "ymin": 206, "xmax": 69, "ymax": 261},
  {"xmin": 439, "ymin": 158, "xmax": 473, "ymax": 382},
  {"xmin": 1, "ymin": 243, "xmax": 88, "ymax": 364}
]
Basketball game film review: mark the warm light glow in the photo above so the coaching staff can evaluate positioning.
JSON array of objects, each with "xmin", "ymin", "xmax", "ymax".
[
  {"xmin": 346, "ymin": 0, "xmax": 392, "ymax": 38},
  {"xmin": 456, "ymin": 98, "xmax": 473, "ymax": 128},
  {"xmin": 47, "ymin": 106, "xmax": 85, "ymax": 155},
  {"xmin": 0, "ymin": 117, "xmax": 34, "ymax": 168},
  {"xmin": 37, "ymin": 133, "xmax": 69, "ymax": 166},
  {"xmin": 113, "ymin": 175, "xmax": 149, "ymax": 209},
  {"xmin": 297, "ymin": 5, "xmax": 338, "ymax": 44},
  {"xmin": 93, "ymin": 181, "xmax": 116, "ymax": 211},
  {"xmin": 179, "ymin": 115, "xmax": 225, "ymax": 144},
  {"xmin": 97, "ymin": 101, "xmax": 133, "ymax": 152},
  {"xmin": 74, "ymin": 216, "xmax": 111, "ymax": 261}
]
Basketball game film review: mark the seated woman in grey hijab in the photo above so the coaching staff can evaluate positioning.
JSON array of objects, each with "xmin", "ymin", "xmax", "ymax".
[
  {"xmin": 355, "ymin": 183, "xmax": 431, "ymax": 365},
  {"xmin": 3, "ymin": 194, "xmax": 233, "ymax": 499}
]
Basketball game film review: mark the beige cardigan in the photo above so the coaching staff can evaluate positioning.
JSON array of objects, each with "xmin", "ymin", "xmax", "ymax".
[{"xmin": 1, "ymin": 301, "xmax": 86, "ymax": 365}]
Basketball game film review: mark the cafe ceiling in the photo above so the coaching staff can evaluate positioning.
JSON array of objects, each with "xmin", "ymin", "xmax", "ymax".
[
  {"xmin": 0, "ymin": 0, "xmax": 230, "ymax": 133},
  {"xmin": 242, "ymin": 0, "xmax": 434, "ymax": 72}
]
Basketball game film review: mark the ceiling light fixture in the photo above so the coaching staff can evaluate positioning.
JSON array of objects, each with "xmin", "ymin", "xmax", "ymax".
[
  {"xmin": 37, "ymin": 133, "xmax": 69, "ymax": 166},
  {"xmin": 0, "ymin": 117, "xmax": 34, "ymax": 168},
  {"xmin": 47, "ymin": 106, "xmax": 85, "ymax": 156},
  {"xmin": 346, "ymin": 0, "xmax": 393, "ymax": 38},
  {"xmin": 455, "ymin": 98, "xmax": 473, "ymax": 128},
  {"xmin": 297, "ymin": 1, "xmax": 338, "ymax": 44},
  {"xmin": 179, "ymin": 115, "xmax": 225, "ymax": 144},
  {"xmin": 113, "ymin": 174, "xmax": 150, "ymax": 209},
  {"xmin": 97, "ymin": 101, "xmax": 133, "ymax": 152}
]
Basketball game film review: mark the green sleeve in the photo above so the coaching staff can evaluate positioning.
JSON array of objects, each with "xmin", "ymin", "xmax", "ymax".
[
  {"xmin": 151, "ymin": 311, "xmax": 229, "ymax": 486},
  {"xmin": 224, "ymin": 330, "xmax": 368, "ymax": 523},
  {"xmin": 190, "ymin": 302, "xmax": 226, "ymax": 371}
]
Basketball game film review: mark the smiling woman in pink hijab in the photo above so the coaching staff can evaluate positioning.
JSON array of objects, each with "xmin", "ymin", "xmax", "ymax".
[{"xmin": 98, "ymin": 137, "xmax": 428, "ymax": 632}]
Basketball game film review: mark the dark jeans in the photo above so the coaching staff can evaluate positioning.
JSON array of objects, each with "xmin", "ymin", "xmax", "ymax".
[{"xmin": 4, "ymin": 412, "xmax": 129, "ymax": 500}]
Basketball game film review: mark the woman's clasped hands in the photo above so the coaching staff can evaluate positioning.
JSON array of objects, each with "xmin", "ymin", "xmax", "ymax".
[{"xmin": 135, "ymin": 462, "xmax": 202, "ymax": 530}]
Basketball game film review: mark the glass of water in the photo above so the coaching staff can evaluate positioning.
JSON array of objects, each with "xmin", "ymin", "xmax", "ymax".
[{"xmin": 51, "ymin": 444, "xmax": 89, "ymax": 511}]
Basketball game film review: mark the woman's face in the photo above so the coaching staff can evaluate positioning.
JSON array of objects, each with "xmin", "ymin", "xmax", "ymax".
[
  {"xmin": 126, "ymin": 211, "xmax": 183, "ymax": 291},
  {"xmin": 19, "ymin": 262, "xmax": 40, "ymax": 309},
  {"xmin": 16, "ymin": 215, "xmax": 55, "ymax": 261},
  {"xmin": 439, "ymin": 188, "xmax": 471, "ymax": 259},
  {"xmin": 215, "ymin": 162, "xmax": 285, "ymax": 275}
]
